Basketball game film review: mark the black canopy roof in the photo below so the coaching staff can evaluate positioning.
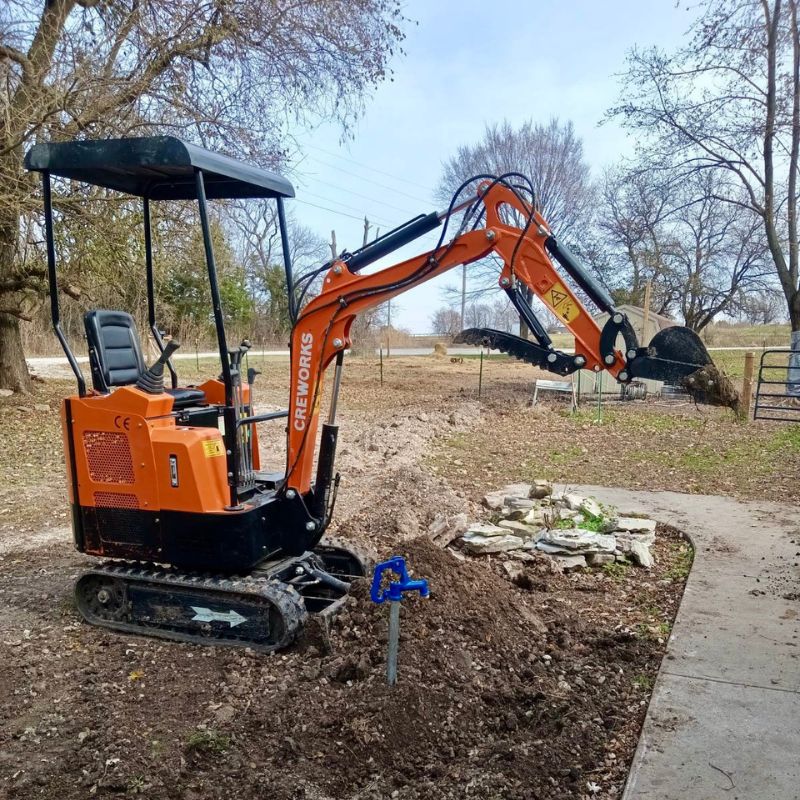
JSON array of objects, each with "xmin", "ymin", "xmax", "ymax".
[{"xmin": 24, "ymin": 136, "xmax": 294, "ymax": 201}]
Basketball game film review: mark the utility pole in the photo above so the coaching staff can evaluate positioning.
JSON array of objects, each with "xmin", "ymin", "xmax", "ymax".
[
  {"xmin": 363, "ymin": 216, "xmax": 371, "ymax": 247},
  {"xmin": 330, "ymin": 230, "xmax": 337, "ymax": 260},
  {"xmin": 641, "ymin": 279, "xmax": 652, "ymax": 343},
  {"xmin": 460, "ymin": 265, "xmax": 467, "ymax": 330}
]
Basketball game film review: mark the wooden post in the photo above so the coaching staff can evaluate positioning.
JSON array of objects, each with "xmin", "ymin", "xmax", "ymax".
[
  {"xmin": 478, "ymin": 347, "xmax": 484, "ymax": 399},
  {"xmin": 379, "ymin": 345, "xmax": 384, "ymax": 386},
  {"xmin": 741, "ymin": 351, "xmax": 755, "ymax": 420},
  {"xmin": 642, "ymin": 280, "xmax": 652, "ymax": 343}
]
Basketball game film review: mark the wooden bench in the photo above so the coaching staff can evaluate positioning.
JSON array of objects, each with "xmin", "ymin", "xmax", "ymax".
[{"xmin": 532, "ymin": 377, "xmax": 578, "ymax": 412}]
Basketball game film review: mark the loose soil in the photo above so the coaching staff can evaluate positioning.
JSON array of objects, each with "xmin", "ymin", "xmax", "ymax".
[{"xmin": 0, "ymin": 355, "xmax": 719, "ymax": 799}]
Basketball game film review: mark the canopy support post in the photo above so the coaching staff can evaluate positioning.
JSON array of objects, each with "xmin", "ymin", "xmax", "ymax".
[
  {"xmin": 143, "ymin": 198, "xmax": 177, "ymax": 388},
  {"xmin": 195, "ymin": 169, "xmax": 239, "ymax": 507},
  {"xmin": 43, "ymin": 172, "xmax": 86, "ymax": 396}
]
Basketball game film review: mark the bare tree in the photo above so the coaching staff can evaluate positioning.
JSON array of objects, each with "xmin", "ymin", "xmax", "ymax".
[
  {"xmin": 597, "ymin": 167, "xmax": 773, "ymax": 331},
  {"xmin": 227, "ymin": 201, "xmax": 327, "ymax": 338},
  {"xmin": 738, "ymin": 288, "xmax": 786, "ymax": 324},
  {"xmin": 595, "ymin": 167, "xmax": 680, "ymax": 315},
  {"xmin": 610, "ymin": 0, "xmax": 800, "ymax": 341},
  {"xmin": 430, "ymin": 306, "xmax": 461, "ymax": 338},
  {"xmin": 437, "ymin": 118, "xmax": 594, "ymax": 336},
  {"xmin": 0, "ymin": 0, "xmax": 406, "ymax": 391}
]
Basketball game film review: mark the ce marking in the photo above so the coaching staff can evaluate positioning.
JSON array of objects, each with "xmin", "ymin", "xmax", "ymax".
[{"xmin": 114, "ymin": 415, "xmax": 131, "ymax": 431}]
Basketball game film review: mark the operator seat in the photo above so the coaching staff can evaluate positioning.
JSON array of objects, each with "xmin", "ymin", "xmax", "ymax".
[{"xmin": 84, "ymin": 310, "xmax": 205, "ymax": 409}]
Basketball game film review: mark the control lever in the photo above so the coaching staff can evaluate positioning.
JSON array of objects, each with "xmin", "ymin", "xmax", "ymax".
[{"xmin": 136, "ymin": 340, "xmax": 180, "ymax": 395}]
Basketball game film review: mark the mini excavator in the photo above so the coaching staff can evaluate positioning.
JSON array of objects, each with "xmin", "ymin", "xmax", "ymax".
[{"xmin": 26, "ymin": 137, "xmax": 717, "ymax": 652}]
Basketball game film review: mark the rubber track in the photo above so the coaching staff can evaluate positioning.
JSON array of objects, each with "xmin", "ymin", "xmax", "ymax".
[{"xmin": 75, "ymin": 561, "xmax": 306, "ymax": 653}]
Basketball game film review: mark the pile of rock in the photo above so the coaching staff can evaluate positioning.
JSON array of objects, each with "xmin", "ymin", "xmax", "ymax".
[{"xmin": 459, "ymin": 481, "xmax": 657, "ymax": 572}]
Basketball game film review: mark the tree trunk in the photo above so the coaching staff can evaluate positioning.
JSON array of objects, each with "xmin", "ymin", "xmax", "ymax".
[
  {"xmin": 789, "ymin": 288, "xmax": 800, "ymax": 331},
  {"xmin": 0, "ymin": 312, "xmax": 32, "ymax": 393}
]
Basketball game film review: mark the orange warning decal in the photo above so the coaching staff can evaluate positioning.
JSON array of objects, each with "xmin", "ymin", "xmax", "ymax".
[{"xmin": 545, "ymin": 282, "xmax": 580, "ymax": 323}]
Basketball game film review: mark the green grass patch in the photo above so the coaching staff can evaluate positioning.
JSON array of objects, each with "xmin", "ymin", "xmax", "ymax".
[
  {"xmin": 547, "ymin": 444, "xmax": 584, "ymax": 466},
  {"xmin": 185, "ymin": 729, "xmax": 231, "ymax": 755},
  {"xmin": 602, "ymin": 561, "xmax": 629, "ymax": 581},
  {"xmin": 632, "ymin": 674, "xmax": 654, "ymax": 691},
  {"xmin": 768, "ymin": 425, "xmax": 800, "ymax": 453},
  {"xmin": 665, "ymin": 544, "xmax": 693, "ymax": 581}
]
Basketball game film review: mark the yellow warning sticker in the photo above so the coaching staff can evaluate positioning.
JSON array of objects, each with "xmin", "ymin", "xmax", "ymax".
[
  {"xmin": 545, "ymin": 282, "xmax": 580, "ymax": 324},
  {"xmin": 202, "ymin": 439, "xmax": 224, "ymax": 458}
]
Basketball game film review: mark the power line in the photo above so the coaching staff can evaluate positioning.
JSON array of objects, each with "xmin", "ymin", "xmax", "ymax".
[
  {"xmin": 307, "ymin": 156, "xmax": 434, "ymax": 205},
  {"xmin": 303, "ymin": 142, "xmax": 438, "ymax": 194},
  {"xmin": 298, "ymin": 175, "xmax": 421, "ymax": 217},
  {"xmin": 294, "ymin": 198, "xmax": 398, "ymax": 226},
  {"xmin": 297, "ymin": 188, "xmax": 397, "ymax": 228}
]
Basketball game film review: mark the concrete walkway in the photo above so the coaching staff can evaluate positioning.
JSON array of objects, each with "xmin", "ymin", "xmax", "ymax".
[{"xmin": 575, "ymin": 486, "xmax": 800, "ymax": 799}]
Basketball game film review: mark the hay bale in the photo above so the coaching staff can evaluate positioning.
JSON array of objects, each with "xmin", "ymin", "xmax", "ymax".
[{"xmin": 433, "ymin": 342, "xmax": 448, "ymax": 357}]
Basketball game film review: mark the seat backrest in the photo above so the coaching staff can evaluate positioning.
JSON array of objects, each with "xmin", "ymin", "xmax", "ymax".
[{"xmin": 84, "ymin": 310, "xmax": 146, "ymax": 392}]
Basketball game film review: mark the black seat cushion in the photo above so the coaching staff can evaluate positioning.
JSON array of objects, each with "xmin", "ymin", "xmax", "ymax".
[
  {"xmin": 166, "ymin": 387, "xmax": 206, "ymax": 407},
  {"xmin": 85, "ymin": 309, "xmax": 146, "ymax": 392},
  {"xmin": 84, "ymin": 309, "xmax": 206, "ymax": 409}
]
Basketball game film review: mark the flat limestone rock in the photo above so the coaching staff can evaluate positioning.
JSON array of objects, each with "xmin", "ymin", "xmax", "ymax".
[
  {"xmin": 554, "ymin": 554, "xmax": 587, "ymax": 571},
  {"xmin": 506, "ymin": 497, "xmax": 536, "ymax": 511},
  {"xmin": 537, "ymin": 529, "xmax": 617, "ymax": 553},
  {"xmin": 482, "ymin": 492, "xmax": 507, "ymax": 511},
  {"xmin": 615, "ymin": 516, "xmax": 657, "ymax": 533},
  {"xmin": 586, "ymin": 552, "xmax": 615, "ymax": 566},
  {"xmin": 529, "ymin": 479, "xmax": 553, "ymax": 499},
  {"xmin": 579, "ymin": 497, "xmax": 603, "ymax": 519},
  {"xmin": 497, "ymin": 519, "xmax": 543, "ymax": 539},
  {"xmin": 464, "ymin": 523, "xmax": 508, "ymax": 538},
  {"xmin": 506, "ymin": 550, "xmax": 538, "ymax": 561},
  {"xmin": 522, "ymin": 509, "xmax": 546, "ymax": 525},
  {"xmin": 501, "ymin": 483, "xmax": 533, "ymax": 499},
  {"xmin": 615, "ymin": 531, "xmax": 656, "ymax": 552},
  {"xmin": 482, "ymin": 483, "xmax": 532, "ymax": 509},
  {"xmin": 462, "ymin": 533, "xmax": 525, "ymax": 555},
  {"xmin": 630, "ymin": 540, "xmax": 654, "ymax": 568},
  {"xmin": 562, "ymin": 493, "xmax": 587, "ymax": 511}
]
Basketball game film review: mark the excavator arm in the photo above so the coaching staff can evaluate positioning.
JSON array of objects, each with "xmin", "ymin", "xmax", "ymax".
[{"xmin": 282, "ymin": 178, "xmax": 726, "ymax": 531}]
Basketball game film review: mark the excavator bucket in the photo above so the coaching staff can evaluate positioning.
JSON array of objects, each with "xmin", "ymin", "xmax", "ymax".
[
  {"xmin": 630, "ymin": 326, "xmax": 712, "ymax": 382},
  {"xmin": 628, "ymin": 326, "xmax": 740, "ymax": 411}
]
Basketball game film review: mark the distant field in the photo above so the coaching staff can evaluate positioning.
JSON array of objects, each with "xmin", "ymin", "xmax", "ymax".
[{"xmin": 550, "ymin": 323, "xmax": 792, "ymax": 352}]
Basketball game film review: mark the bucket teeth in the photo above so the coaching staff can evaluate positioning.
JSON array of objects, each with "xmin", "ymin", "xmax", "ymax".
[{"xmin": 454, "ymin": 328, "xmax": 576, "ymax": 374}]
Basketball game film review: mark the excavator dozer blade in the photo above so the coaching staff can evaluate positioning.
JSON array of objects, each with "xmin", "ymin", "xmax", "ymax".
[{"xmin": 630, "ymin": 326, "xmax": 740, "ymax": 411}]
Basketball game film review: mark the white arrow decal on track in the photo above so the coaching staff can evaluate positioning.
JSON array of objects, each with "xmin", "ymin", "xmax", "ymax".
[{"xmin": 190, "ymin": 606, "xmax": 247, "ymax": 628}]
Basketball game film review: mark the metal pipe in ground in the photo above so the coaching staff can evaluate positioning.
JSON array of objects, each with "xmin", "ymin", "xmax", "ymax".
[{"xmin": 387, "ymin": 601, "xmax": 400, "ymax": 686}]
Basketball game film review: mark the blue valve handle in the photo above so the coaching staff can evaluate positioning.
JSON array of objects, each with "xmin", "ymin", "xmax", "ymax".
[{"xmin": 370, "ymin": 556, "xmax": 429, "ymax": 604}]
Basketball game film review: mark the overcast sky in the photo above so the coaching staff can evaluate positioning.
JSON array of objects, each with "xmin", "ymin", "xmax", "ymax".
[{"xmin": 286, "ymin": 0, "xmax": 698, "ymax": 333}]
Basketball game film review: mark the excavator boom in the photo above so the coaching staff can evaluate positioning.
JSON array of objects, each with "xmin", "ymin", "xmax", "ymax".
[{"xmin": 285, "ymin": 177, "xmax": 725, "ymax": 507}]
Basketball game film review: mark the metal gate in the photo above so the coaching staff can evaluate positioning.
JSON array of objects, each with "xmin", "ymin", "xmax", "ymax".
[{"xmin": 754, "ymin": 349, "xmax": 800, "ymax": 421}]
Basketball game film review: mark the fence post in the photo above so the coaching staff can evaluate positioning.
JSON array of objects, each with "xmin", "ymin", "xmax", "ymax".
[
  {"xmin": 379, "ymin": 345, "xmax": 384, "ymax": 386},
  {"xmin": 741, "ymin": 351, "xmax": 755, "ymax": 421},
  {"xmin": 478, "ymin": 347, "xmax": 484, "ymax": 399}
]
